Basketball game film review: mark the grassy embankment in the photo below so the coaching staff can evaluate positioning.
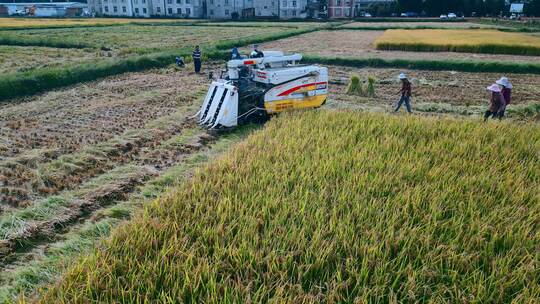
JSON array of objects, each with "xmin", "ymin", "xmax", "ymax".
[
  {"xmin": 41, "ymin": 111, "xmax": 540, "ymax": 302},
  {"xmin": 375, "ymin": 29, "xmax": 540, "ymax": 55},
  {"xmin": 474, "ymin": 18, "xmax": 540, "ymax": 32}
]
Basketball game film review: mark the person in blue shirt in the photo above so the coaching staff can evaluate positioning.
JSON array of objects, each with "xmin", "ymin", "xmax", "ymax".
[{"xmin": 231, "ymin": 47, "xmax": 242, "ymax": 60}]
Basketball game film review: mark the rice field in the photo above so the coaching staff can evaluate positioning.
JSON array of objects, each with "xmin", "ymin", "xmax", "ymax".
[
  {"xmin": 0, "ymin": 65, "xmax": 226, "ymax": 301},
  {"xmin": 0, "ymin": 17, "xmax": 200, "ymax": 29},
  {"xmin": 375, "ymin": 29, "xmax": 540, "ymax": 55},
  {"xmin": 40, "ymin": 110, "xmax": 540, "ymax": 302},
  {"xmin": 1, "ymin": 19, "xmax": 539, "ymax": 302},
  {"xmin": 340, "ymin": 21, "xmax": 498, "ymax": 29},
  {"xmin": 253, "ymin": 30, "xmax": 540, "ymax": 64},
  {"xmin": 0, "ymin": 45, "xmax": 99, "ymax": 73},
  {"xmin": 2, "ymin": 24, "xmax": 290, "ymax": 55}
]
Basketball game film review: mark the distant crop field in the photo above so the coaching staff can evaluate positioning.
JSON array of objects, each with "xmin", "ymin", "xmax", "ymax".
[
  {"xmin": 0, "ymin": 17, "xmax": 199, "ymax": 29},
  {"xmin": 254, "ymin": 30, "xmax": 540, "ymax": 64},
  {"xmin": 3, "ymin": 25, "xmax": 290, "ymax": 55},
  {"xmin": 41, "ymin": 111, "xmax": 540, "ymax": 303},
  {"xmin": 340, "ymin": 21, "xmax": 497, "ymax": 29},
  {"xmin": 375, "ymin": 29, "xmax": 540, "ymax": 55},
  {"xmin": 198, "ymin": 21, "xmax": 327, "ymax": 28},
  {"xmin": 0, "ymin": 45, "xmax": 99, "ymax": 73}
]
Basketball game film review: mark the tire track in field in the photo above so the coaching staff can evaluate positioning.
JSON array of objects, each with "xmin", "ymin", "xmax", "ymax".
[{"xmin": 0, "ymin": 126, "xmax": 217, "ymax": 267}]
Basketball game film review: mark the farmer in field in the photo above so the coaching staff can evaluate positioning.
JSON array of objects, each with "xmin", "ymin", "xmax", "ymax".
[
  {"xmin": 250, "ymin": 44, "xmax": 264, "ymax": 58},
  {"xmin": 496, "ymin": 77, "xmax": 512, "ymax": 118},
  {"xmin": 484, "ymin": 84, "xmax": 506, "ymax": 121},
  {"xmin": 192, "ymin": 45, "xmax": 202, "ymax": 74},
  {"xmin": 394, "ymin": 73, "xmax": 412, "ymax": 113},
  {"xmin": 231, "ymin": 47, "xmax": 242, "ymax": 60}
]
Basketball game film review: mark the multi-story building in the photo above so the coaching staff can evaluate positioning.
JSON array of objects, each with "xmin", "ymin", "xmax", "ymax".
[
  {"xmin": 0, "ymin": 2, "xmax": 88, "ymax": 17},
  {"xmin": 153, "ymin": 0, "xmax": 205, "ymax": 18},
  {"xmin": 254, "ymin": 0, "xmax": 278, "ymax": 18},
  {"xmin": 279, "ymin": 0, "xmax": 307, "ymax": 18},
  {"xmin": 207, "ymin": 0, "xmax": 278, "ymax": 19},
  {"xmin": 87, "ymin": 0, "xmax": 103, "ymax": 15},
  {"xmin": 88, "ymin": 0, "xmax": 311, "ymax": 18},
  {"xmin": 328, "ymin": 0, "xmax": 354, "ymax": 18},
  {"xmin": 101, "ymin": 0, "xmax": 134, "ymax": 16},
  {"xmin": 206, "ymin": 0, "xmax": 307, "ymax": 19},
  {"xmin": 132, "ymin": 0, "xmax": 152, "ymax": 17}
]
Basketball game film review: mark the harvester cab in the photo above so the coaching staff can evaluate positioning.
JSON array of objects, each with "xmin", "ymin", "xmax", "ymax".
[{"xmin": 195, "ymin": 50, "xmax": 328, "ymax": 129}]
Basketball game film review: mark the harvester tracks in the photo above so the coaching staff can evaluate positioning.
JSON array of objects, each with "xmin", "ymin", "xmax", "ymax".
[{"xmin": 0, "ymin": 127, "xmax": 217, "ymax": 269}]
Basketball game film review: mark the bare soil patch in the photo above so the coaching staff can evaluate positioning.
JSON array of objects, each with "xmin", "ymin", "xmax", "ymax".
[{"xmin": 257, "ymin": 30, "xmax": 540, "ymax": 63}]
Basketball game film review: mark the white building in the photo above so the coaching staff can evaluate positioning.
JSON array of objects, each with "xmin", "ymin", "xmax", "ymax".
[
  {"xmin": 152, "ymin": 0, "xmax": 204, "ymax": 18},
  {"xmin": 100, "ymin": 0, "xmax": 134, "ymax": 16},
  {"xmin": 86, "ymin": 0, "xmax": 103, "ymax": 15},
  {"xmin": 206, "ymin": 0, "xmax": 306, "ymax": 19},
  {"xmin": 87, "ymin": 0, "xmax": 310, "ymax": 18},
  {"xmin": 207, "ymin": 0, "xmax": 258, "ymax": 19},
  {"xmin": 132, "ymin": 0, "xmax": 152, "ymax": 17},
  {"xmin": 279, "ymin": 0, "xmax": 307, "ymax": 18},
  {"xmin": 0, "ymin": 2, "xmax": 87, "ymax": 17}
]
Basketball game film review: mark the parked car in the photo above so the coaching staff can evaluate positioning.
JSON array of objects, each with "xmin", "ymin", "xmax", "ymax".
[
  {"xmin": 13, "ymin": 9, "xmax": 27, "ymax": 16},
  {"xmin": 448, "ymin": 13, "xmax": 457, "ymax": 19},
  {"xmin": 401, "ymin": 12, "xmax": 418, "ymax": 17},
  {"xmin": 440, "ymin": 14, "xmax": 448, "ymax": 20}
]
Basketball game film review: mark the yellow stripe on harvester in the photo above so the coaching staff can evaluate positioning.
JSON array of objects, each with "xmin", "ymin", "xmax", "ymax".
[{"xmin": 264, "ymin": 95, "xmax": 327, "ymax": 114}]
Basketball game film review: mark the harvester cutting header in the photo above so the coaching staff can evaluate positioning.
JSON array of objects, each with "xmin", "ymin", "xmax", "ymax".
[{"xmin": 195, "ymin": 50, "xmax": 328, "ymax": 129}]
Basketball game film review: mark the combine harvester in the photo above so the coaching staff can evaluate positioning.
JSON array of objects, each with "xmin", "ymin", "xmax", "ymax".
[{"xmin": 195, "ymin": 51, "xmax": 328, "ymax": 129}]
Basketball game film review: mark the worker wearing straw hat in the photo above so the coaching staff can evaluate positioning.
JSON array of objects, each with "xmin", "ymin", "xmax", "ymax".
[
  {"xmin": 484, "ymin": 84, "xmax": 506, "ymax": 122},
  {"xmin": 395, "ymin": 73, "xmax": 412, "ymax": 113},
  {"xmin": 496, "ymin": 77, "xmax": 513, "ymax": 118}
]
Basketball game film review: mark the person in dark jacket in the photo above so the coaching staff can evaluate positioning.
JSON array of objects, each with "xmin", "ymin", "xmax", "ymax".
[
  {"xmin": 495, "ymin": 77, "xmax": 512, "ymax": 118},
  {"xmin": 250, "ymin": 44, "xmax": 264, "ymax": 58},
  {"xmin": 192, "ymin": 45, "xmax": 201, "ymax": 74},
  {"xmin": 394, "ymin": 73, "xmax": 412, "ymax": 113},
  {"xmin": 231, "ymin": 47, "xmax": 242, "ymax": 60},
  {"xmin": 484, "ymin": 84, "xmax": 506, "ymax": 121}
]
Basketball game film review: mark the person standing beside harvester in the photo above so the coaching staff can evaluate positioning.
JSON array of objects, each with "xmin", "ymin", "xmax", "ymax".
[
  {"xmin": 496, "ymin": 77, "xmax": 512, "ymax": 118},
  {"xmin": 484, "ymin": 84, "xmax": 506, "ymax": 121},
  {"xmin": 395, "ymin": 73, "xmax": 412, "ymax": 113},
  {"xmin": 192, "ymin": 45, "xmax": 202, "ymax": 74}
]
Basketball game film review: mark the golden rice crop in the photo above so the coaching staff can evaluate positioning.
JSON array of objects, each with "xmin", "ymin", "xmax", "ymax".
[
  {"xmin": 41, "ymin": 111, "xmax": 540, "ymax": 302},
  {"xmin": 375, "ymin": 29, "xmax": 540, "ymax": 55}
]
